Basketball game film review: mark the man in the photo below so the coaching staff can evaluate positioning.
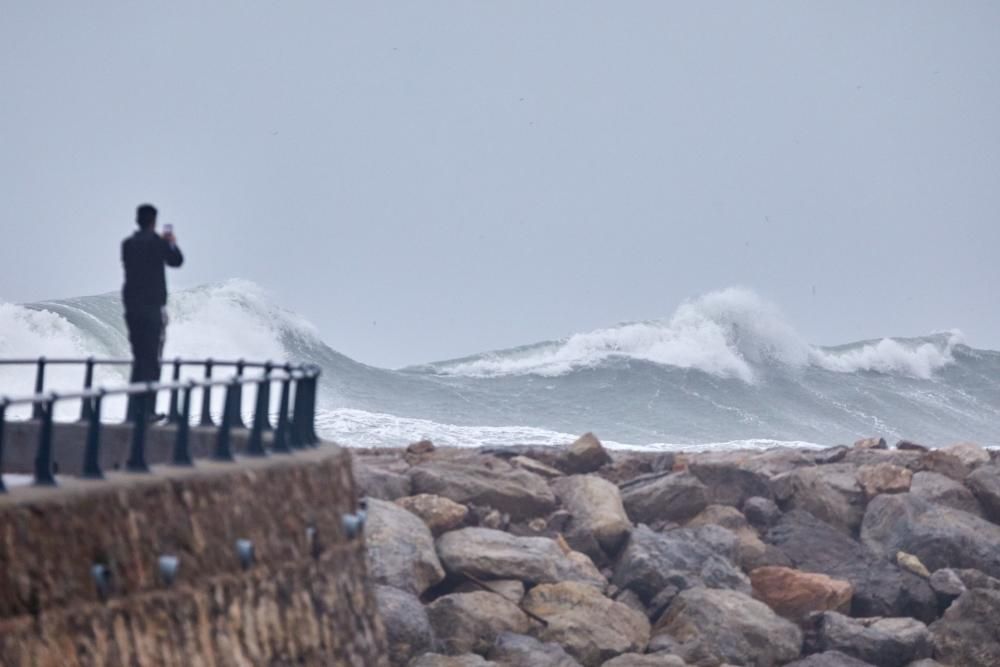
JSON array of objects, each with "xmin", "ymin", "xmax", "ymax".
[{"xmin": 122, "ymin": 203, "xmax": 183, "ymax": 420}]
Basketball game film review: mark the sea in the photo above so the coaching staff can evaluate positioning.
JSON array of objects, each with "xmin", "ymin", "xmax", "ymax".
[{"xmin": 2, "ymin": 279, "xmax": 998, "ymax": 452}]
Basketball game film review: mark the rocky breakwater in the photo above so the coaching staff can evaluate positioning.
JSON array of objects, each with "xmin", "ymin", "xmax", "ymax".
[{"xmin": 355, "ymin": 434, "xmax": 1000, "ymax": 667}]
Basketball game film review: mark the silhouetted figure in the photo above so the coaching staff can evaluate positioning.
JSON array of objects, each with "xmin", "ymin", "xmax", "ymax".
[{"xmin": 122, "ymin": 204, "xmax": 183, "ymax": 420}]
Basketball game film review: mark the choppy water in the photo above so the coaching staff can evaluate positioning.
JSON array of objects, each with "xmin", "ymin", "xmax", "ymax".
[{"xmin": 2, "ymin": 280, "xmax": 998, "ymax": 449}]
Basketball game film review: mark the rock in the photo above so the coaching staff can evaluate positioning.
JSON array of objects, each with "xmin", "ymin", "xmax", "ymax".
[
  {"xmin": 896, "ymin": 440, "xmax": 930, "ymax": 452},
  {"xmin": 861, "ymin": 493, "xmax": 1000, "ymax": 578},
  {"xmin": 426, "ymin": 591, "xmax": 530, "ymax": 655},
  {"xmin": 854, "ymin": 437, "xmax": 887, "ymax": 450},
  {"xmin": 784, "ymin": 652, "xmax": 876, "ymax": 666},
  {"xmin": 929, "ymin": 568, "xmax": 966, "ymax": 601},
  {"xmin": 750, "ymin": 566, "xmax": 853, "ymax": 621},
  {"xmin": 951, "ymin": 567, "xmax": 1000, "ymax": 591},
  {"xmin": 454, "ymin": 578, "xmax": 525, "ymax": 604},
  {"xmin": 929, "ymin": 588, "xmax": 1000, "ymax": 667},
  {"xmin": 772, "ymin": 464, "xmax": 866, "ymax": 534},
  {"xmin": 743, "ymin": 496, "xmax": 782, "ymax": 529},
  {"xmin": 408, "ymin": 654, "xmax": 499, "ymax": 667},
  {"xmin": 409, "ymin": 457, "xmax": 556, "ymax": 520},
  {"xmin": 612, "ymin": 525, "xmax": 749, "ymax": 603},
  {"xmin": 561, "ymin": 433, "xmax": 612, "ymax": 475},
  {"xmin": 611, "ymin": 587, "xmax": 647, "ymax": 616},
  {"xmin": 765, "ymin": 510, "xmax": 937, "ymax": 621},
  {"xmin": 914, "ymin": 450, "xmax": 970, "ymax": 481},
  {"xmin": 686, "ymin": 505, "xmax": 773, "ymax": 573},
  {"xmin": 906, "ymin": 660, "xmax": 948, "ymax": 667},
  {"xmin": 510, "ymin": 455, "xmax": 564, "ymax": 479},
  {"xmin": 814, "ymin": 446, "xmax": 849, "ymax": 465},
  {"xmin": 856, "ymin": 463, "xmax": 912, "ymax": 499},
  {"xmin": 942, "ymin": 442, "xmax": 991, "ymax": 468},
  {"xmin": 552, "ymin": 475, "xmax": 633, "ymax": 558},
  {"xmin": 909, "ymin": 471, "xmax": 983, "ymax": 516},
  {"xmin": 601, "ymin": 655, "xmax": 687, "ymax": 666},
  {"xmin": 375, "ymin": 585, "xmax": 435, "ymax": 665},
  {"xmin": 896, "ymin": 552, "xmax": 930, "ymax": 578},
  {"xmin": 407, "ymin": 439, "xmax": 436, "ymax": 455},
  {"xmin": 366, "ymin": 498, "xmax": 445, "ymax": 596},
  {"xmin": 966, "ymin": 465, "xmax": 1000, "ymax": 523},
  {"xmin": 396, "ymin": 494, "xmax": 469, "ymax": 536},
  {"xmin": 437, "ymin": 527, "xmax": 606, "ymax": 588},
  {"xmin": 486, "ymin": 632, "xmax": 581, "ymax": 667},
  {"xmin": 469, "ymin": 505, "xmax": 508, "ymax": 530},
  {"xmin": 598, "ymin": 452, "xmax": 676, "ymax": 485},
  {"xmin": 687, "ymin": 458, "xmax": 773, "ymax": 507},
  {"xmin": 356, "ymin": 461, "xmax": 412, "ymax": 500},
  {"xmin": 621, "ymin": 473, "xmax": 709, "ymax": 525},
  {"xmin": 805, "ymin": 612, "xmax": 932, "ymax": 667},
  {"xmin": 523, "ymin": 581, "xmax": 650, "ymax": 667},
  {"xmin": 843, "ymin": 447, "xmax": 923, "ymax": 469},
  {"xmin": 651, "ymin": 587, "xmax": 802, "ymax": 667}
]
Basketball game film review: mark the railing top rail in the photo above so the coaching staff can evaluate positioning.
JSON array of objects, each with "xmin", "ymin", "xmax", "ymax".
[
  {"xmin": 0, "ymin": 369, "xmax": 316, "ymax": 408},
  {"xmin": 0, "ymin": 357, "xmax": 310, "ymax": 370}
]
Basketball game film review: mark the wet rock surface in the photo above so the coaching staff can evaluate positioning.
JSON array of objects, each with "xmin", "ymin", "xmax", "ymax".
[{"xmin": 356, "ymin": 436, "xmax": 1000, "ymax": 667}]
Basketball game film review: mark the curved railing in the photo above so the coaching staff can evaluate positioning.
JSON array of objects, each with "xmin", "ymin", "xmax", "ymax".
[{"xmin": 0, "ymin": 357, "xmax": 321, "ymax": 492}]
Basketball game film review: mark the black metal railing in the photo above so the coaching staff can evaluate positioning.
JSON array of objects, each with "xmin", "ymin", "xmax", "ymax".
[{"xmin": 0, "ymin": 357, "xmax": 321, "ymax": 492}]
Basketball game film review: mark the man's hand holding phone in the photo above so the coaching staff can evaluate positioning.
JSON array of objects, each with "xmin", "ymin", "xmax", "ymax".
[{"xmin": 162, "ymin": 223, "xmax": 176, "ymax": 245}]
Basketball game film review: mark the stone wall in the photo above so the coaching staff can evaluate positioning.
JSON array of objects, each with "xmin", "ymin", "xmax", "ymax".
[{"xmin": 0, "ymin": 444, "xmax": 388, "ymax": 666}]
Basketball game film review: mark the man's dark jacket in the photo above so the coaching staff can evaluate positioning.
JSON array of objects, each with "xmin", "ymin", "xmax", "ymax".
[{"xmin": 121, "ymin": 229, "xmax": 183, "ymax": 311}]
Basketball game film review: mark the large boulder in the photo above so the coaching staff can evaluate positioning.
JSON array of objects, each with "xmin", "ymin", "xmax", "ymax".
[
  {"xmin": 396, "ymin": 494, "xmax": 469, "ymax": 536},
  {"xmin": 426, "ymin": 591, "xmax": 530, "ymax": 655},
  {"xmin": 860, "ymin": 493, "xmax": 1000, "ymax": 578},
  {"xmin": 771, "ymin": 464, "xmax": 866, "ymax": 534},
  {"xmin": 929, "ymin": 588, "xmax": 1000, "ymax": 667},
  {"xmin": 620, "ymin": 472, "xmax": 709, "ymax": 525},
  {"xmin": 437, "ymin": 527, "xmax": 606, "ymax": 588},
  {"xmin": 523, "ymin": 581, "xmax": 650, "ymax": 667},
  {"xmin": 612, "ymin": 525, "xmax": 749, "ymax": 603},
  {"xmin": 909, "ymin": 471, "xmax": 983, "ymax": 516},
  {"xmin": 650, "ymin": 587, "xmax": 802, "ymax": 667},
  {"xmin": 454, "ymin": 578, "xmax": 525, "ymax": 604},
  {"xmin": 784, "ymin": 652, "xmax": 875, "ymax": 666},
  {"xmin": 552, "ymin": 475, "xmax": 632, "ymax": 558},
  {"xmin": 687, "ymin": 456, "xmax": 773, "ymax": 507},
  {"xmin": 914, "ymin": 450, "xmax": 970, "ymax": 481},
  {"xmin": 750, "ymin": 566, "xmax": 853, "ymax": 622},
  {"xmin": 600, "ymin": 655, "xmax": 686, "ymax": 666},
  {"xmin": 765, "ymin": 510, "xmax": 937, "ymax": 621},
  {"xmin": 966, "ymin": 465, "xmax": 1000, "ymax": 523},
  {"xmin": 855, "ymin": 463, "xmax": 912, "ymax": 499},
  {"xmin": 356, "ymin": 460, "xmax": 412, "ymax": 500},
  {"xmin": 375, "ymin": 585, "xmax": 435, "ymax": 666},
  {"xmin": 408, "ymin": 654, "xmax": 498, "ymax": 667},
  {"xmin": 942, "ymin": 442, "xmax": 991, "ymax": 468},
  {"xmin": 685, "ymin": 505, "xmax": 774, "ymax": 573},
  {"xmin": 560, "ymin": 433, "xmax": 613, "ymax": 474},
  {"xmin": 804, "ymin": 612, "xmax": 931, "ymax": 667},
  {"xmin": 409, "ymin": 457, "xmax": 556, "ymax": 520},
  {"xmin": 366, "ymin": 498, "xmax": 445, "ymax": 595},
  {"xmin": 486, "ymin": 632, "xmax": 581, "ymax": 667}
]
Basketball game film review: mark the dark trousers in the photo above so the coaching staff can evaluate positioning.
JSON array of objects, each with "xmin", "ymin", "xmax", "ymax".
[{"xmin": 125, "ymin": 306, "xmax": 165, "ymax": 420}]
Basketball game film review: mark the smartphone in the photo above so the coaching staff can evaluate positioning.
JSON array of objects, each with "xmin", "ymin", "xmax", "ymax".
[{"xmin": 163, "ymin": 224, "xmax": 174, "ymax": 234}]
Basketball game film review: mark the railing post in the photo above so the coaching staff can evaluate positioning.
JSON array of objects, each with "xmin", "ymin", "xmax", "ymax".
[
  {"xmin": 272, "ymin": 377, "xmax": 292, "ymax": 454},
  {"xmin": 289, "ymin": 372, "xmax": 305, "ymax": 450},
  {"xmin": 259, "ymin": 361, "xmax": 273, "ymax": 431},
  {"xmin": 232, "ymin": 359, "xmax": 246, "ymax": 428},
  {"xmin": 199, "ymin": 359, "xmax": 214, "ymax": 426},
  {"xmin": 246, "ymin": 375, "xmax": 269, "ymax": 457},
  {"xmin": 0, "ymin": 399, "xmax": 7, "ymax": 493},
  {"xmin": 34, "ymin": 393, "xmax": 57, "ymax": 486},
  {"xmin": 172, "ymin": 381, "xmax": 195, "ymax": 466},
  {"xmin": 305, "ymin": 371, "xmax": 320, "ymax": 445},
  {"xmin": 126, "ymin": 386, "xmax": 152, "ymax": 473},
  {"xmin": 82, "ymin": 390, "xmax": 105, "ymax": 479},
  {"xmin": 213, "ymin": 379, "xmax": 237, "ymax": 461},
  {"xmin": 31, "ymin": 357, "xmax": 46, "ymax": 419},
  {"xmin": 79, "ymin": 357, "xmax": 96, "ymax": 422},
  {"xmin": 167, "ymin": 358, "xmax": 182, "ymax": 423}
]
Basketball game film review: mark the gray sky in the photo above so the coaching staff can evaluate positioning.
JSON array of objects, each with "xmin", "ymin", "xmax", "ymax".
[{"xmin": 2, "ymin": 1, "xmax": 998, "ymax": 368}]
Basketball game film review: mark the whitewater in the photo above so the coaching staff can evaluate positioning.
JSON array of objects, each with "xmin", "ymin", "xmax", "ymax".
[{"xmin": 1, "ymin": 280, "xmax": 998, "ymax": 450}]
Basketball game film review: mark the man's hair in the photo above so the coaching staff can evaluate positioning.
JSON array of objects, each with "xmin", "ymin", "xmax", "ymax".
[{"xmin": 136, "ymin": 204, "xmax": 158, "ymax": 228}]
